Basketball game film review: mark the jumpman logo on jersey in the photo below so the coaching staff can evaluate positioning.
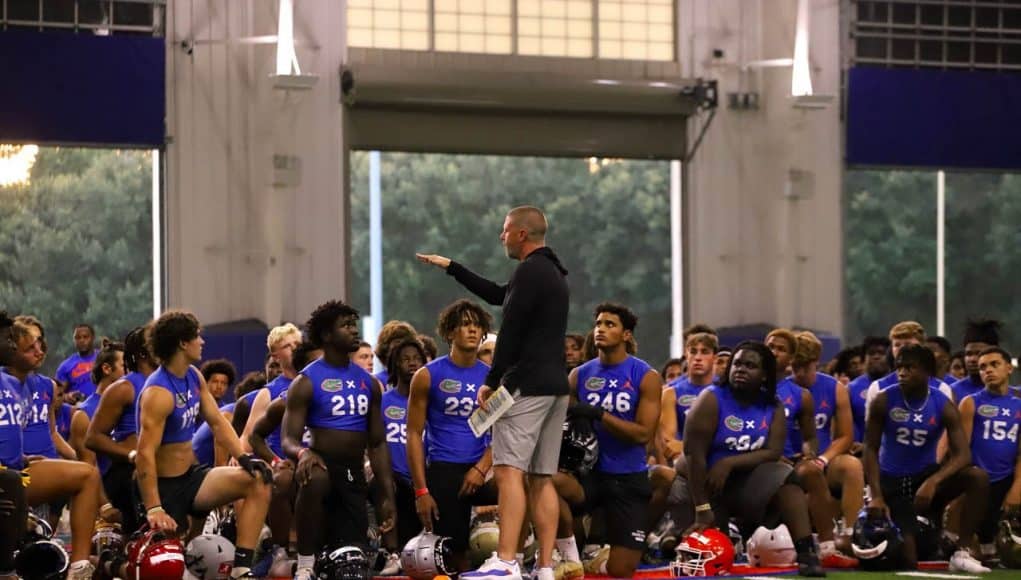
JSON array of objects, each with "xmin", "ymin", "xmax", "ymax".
[
  {"xmin": 819, "ymin": 400, "xmax": 830, "ymax": 410},
  {"xmin": 760, "ymin": 418, "xmax": 768, "ymax": 430},
  {"xmin": 1015, "ymin": 410, "xmax": 1021, "ymax": 420},
  {"xmin": 913, "ymin": 414, "xmax": 924, "ymax": 423},
  {"xmin": 465, "ymin": 384, "xmax": 476, "ymax": 393},
  {"xmin": 929, "ymin": 416, "xmax": 938, "ymax": 426}
]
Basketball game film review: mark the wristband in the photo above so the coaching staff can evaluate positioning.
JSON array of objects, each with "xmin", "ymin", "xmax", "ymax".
[
  {"xmin": 101, "ymin": 503, "xmax": 114, "ymax": 513},
  {"xmin": 694, "ymin": 503, "xmax": 712, "ymax": 513},
  {"xmin": 472, "ymin": 466, "xmax": 486, "ymax": 477},
  {"xmin": 146, "ymin": 505, "xmax": 165, "ymax": 515},
  {"xmin": 415, "ymin": 487, "xmax": 430, "ymax": 498},
  {"xmin": 127, "ymin": 450, "xmax": 137, "ymax": 464},
  {"xmin": 813, "ymin": 456, "xmax": 829, "ymax": 470}
]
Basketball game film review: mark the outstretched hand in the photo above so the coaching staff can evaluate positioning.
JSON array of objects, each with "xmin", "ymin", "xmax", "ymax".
[{"xmin": 415, "ymin": 254, "xmax": 451, "ymax": 270}]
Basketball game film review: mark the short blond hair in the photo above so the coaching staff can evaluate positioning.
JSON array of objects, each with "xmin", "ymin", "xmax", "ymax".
[
  {"xmin": 766, "ymin": 328, "xmax": 798, "ymax": 357},
  {"xmin": 267, "ymin": 322, "xmax": 302, "ymax": 350},
  {"xmin": 685, "ymin": 332, "xmax": 719, "ymax": 353},
  {"xmin": 889, "ymin": 321, "xmax": 925, "ymax": 342},
  {"xmin": 792, "ymin": 331, "xmax": 822, "ymax": 367}
]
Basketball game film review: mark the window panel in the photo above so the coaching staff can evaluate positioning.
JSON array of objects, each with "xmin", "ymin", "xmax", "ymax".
[{"xmin": 599, "ymin": 0, "xmax": 674, "ymax": 61}]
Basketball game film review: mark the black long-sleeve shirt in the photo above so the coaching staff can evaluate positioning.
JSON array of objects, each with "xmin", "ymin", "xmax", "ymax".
[{"xmin": 446, "ymin": 247, "xmax": 570, "ymax": 397}]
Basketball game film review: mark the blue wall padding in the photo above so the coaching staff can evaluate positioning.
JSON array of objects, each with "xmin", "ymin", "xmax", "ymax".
[
  {"xmin": 0, "ymin": 30, "xmax": 164, "ymax": 146},
  {"xmin": 846, "ymin": 66, "xmax": 1021, "ymax": 170}
]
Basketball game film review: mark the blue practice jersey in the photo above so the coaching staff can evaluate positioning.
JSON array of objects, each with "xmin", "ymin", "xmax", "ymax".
[
  {"xmin": 79, "ymin": 393, "xmax": 111, "ymax": 474},
  {"xmin": 138, "ymin": 366, "xmax": 202, "ymax": 445},
  {"xmin": 56, "ymin": 351, "xmax": 98, "ymax": 398},
  {"xmin": 19, "ymin": 373, "xmax": 58, "ymax": 458},
  {"xmin": 967, "ymin": 389, "xmax": 1021, "ymax": 483},
  {"xmin": 848, "ymin": 374, "xmax": 872, "ymax": 443},
  {"xmin": 425, "ymin": 356, "xmax": 489, "ymax": 464},
  {"xmin": 302, "ymin": 358, "xmax": 374, "ymax": 433},
  {"xmin": 777, "ymin": 379, "xmax": 809, "ymax": 458},
  {"xmin": 576, "ymin": 355, "xmax": 652, "ymax": 474},
  {"xmin": 951, "ymin": 376, "xmax": 984, "ymax": 404},
  {"xmin": 706, "ymin": 385, "xmax": 776, "ymax": 468},
  {"xmin": 808, "ymin": 373, "xmax": 839, "ymax": 454},
  {"xmin": 669, "ymin": 375, "xmax": 709, "ymax": 440},
  {"xmin": 382, "ymin": 388, "xmax": 412, "ymax": 481},
  {"xmin": 879, "ymin": 386, "xmax": 949, "ymax": 477},
  {"xmin": 0, "ymin": 372, "xmax": 27, "ymax": 469}
]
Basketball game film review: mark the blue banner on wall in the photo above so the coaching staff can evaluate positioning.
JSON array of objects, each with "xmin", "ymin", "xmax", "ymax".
[
  {"xmin": 0, "ymin": 30, "xmax": 164, "ymax": 146},
  {"xmin": 847, "ymin": 66, "xmax": 1021, "ymax": 171}
]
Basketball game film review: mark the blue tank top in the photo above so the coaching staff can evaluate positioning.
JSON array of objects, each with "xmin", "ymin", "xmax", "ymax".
[
  {"xmin": 847, "ymin": 374, "xmax": 872, "ymax": 443},
  {"xmin": 576, "ymin": 356, "xmax": 651, "ymax": 474},
  {"xmin": 951, "ymin": 377, "xmax": 983, "ymax": 404},
  {"xmin": 56, "ymin": 403, "xmax": 73, "ymax": 442},
  {"xmin": 382, "ymin": 388, "xmax": 412, "ymax": 481},
  {"xmin": 670, "ymin": 376, "xmax": 708, "ymax": 440},
  {"xmin": 967, "ymin": 389, "xmax": 1021, "ymax": 483},
  {"xmin": 879, "ymin": 386, "xmax": 949, "ymax": 477},
  {"xmin": 21, "ymin": 374, "xmax": 57, "ymax": 458},
  {"xmin": 192, "ymin": 402, "xmax": 234, "ymax": 467},
  {"xmin": 112, "ymin": 372, "xmax": 145, "ymax": 441},
  {"xmin": 138, "ymin": 366, "xmax": 202, "ymax": 445},
  {"xmin": 79, "ymin": 393, "xmax": 111, "ymax": 475},
  {"xmin": 425, "ymin": 356, "xmax": 490, "ymax": 464},
  {"xmin": 0, "ymin": 372, "xmax": 27, "ymax": 469},
  {"xmin": 808, "ymin": 373, "xmax": 839, "ymax": 453},
  {"xmin": 262, "ymin": 375, "xmax": 293, "ymax": 457},
  {"xmin": 303, "ymin": 358, "xmax": 374, "ymax": 432},
  {"xmin": 777, "ymin": 379, "xmax": 807, "ymax": 458},
  {"xmin": 706, "ymin": 385, "xmax": 776, "ymax": 468}
]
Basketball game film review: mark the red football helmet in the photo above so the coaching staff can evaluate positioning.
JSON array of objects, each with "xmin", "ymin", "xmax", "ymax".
[
  {"xmin": 671, "ymin": 528, "xmax": 735, "ymax": 577},
  {"xmin": 125, "ymin": 528, "xmax": 186, "ymax": 580}
]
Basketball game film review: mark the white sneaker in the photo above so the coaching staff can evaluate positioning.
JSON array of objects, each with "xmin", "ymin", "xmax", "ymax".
[
  {"xmin": 461, "ymin": 554, "xmax": 523, "ymax": 580},
  {"xmin": 380, "ymin": 551, "xmax": 402, "ymax": 575},
  {"xmin": 294, "ymin": 566, "xmax": 316, "ymax": 580},
  {"xmin": 949, "ymin": 549, "xmax": 991, "ymax": 573}
]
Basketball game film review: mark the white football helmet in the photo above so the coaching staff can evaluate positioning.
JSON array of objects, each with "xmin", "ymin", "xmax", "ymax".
[
  {"xmin": 746, "ymin": 524, "xmax": 797, "ymax": 567},
  {"xmin": 186, "ymin": 534, "xmax": 235, "ymax": 580}
]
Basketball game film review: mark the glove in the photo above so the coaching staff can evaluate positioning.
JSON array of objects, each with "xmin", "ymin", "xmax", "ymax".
[
  {"xmin": 567, "ymin": 402, "xmax": 604, "ymax": 423},
  {"xmin": 237, "ymin": 453, "xmax": 273, "ymax": 484}
]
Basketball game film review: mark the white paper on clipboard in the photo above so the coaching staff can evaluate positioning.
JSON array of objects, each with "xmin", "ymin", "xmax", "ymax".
[{"xmin": 468, "ymin": 386, "xmax": 514, "ymax": 438}]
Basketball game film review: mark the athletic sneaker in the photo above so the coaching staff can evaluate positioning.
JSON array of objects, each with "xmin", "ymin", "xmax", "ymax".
[
  {"xmin": 379, "ymin": 551, "xmax": 402, "ymax": 575},
  {"xmin": 949, "ymin": 549, "xmax": 991, "ymax": 573},
  {"xmin": 293, "ymin": 566, "xmax": 315, "ymax": 580},
  {"xmin": 553, "ymin": 560, "xmax": 584, "ymax": 580},
  {"xmin": 582, "ymin": 546, "xmax": 609, "ymax": 575},
  {"xmin": 462, "ymin": 554, "xmax": 524, "ymax": 580}
]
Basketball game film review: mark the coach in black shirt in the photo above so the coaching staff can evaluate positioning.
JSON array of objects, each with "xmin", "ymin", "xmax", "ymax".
[{"xmin": 417, "ymin": 205, "xmax": 569, "ymax": 579}]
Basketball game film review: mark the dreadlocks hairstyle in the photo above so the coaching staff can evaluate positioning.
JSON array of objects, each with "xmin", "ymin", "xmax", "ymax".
[
  {"xmin": 894, "ymin": 343, "xmax": 937, "ymax": 377},
  {"xmin": 91, "ymin": 339, "xmax": 125, "ymax": 384},
  {"xmin": 720, "ymin": 340, "xmax": 779, "ymax": 404},
  {"xmin": 386, "ymin": 338, "xmax": 428, "ymax": 386},
  {"xmin": 963, "ymin": 318, "xmax": 1001, "ymax": 346},
  {"xmin": 123, "ymin": 325, "xmax": 152, "ymax": 373},
  {"xmin": 148, "ymin": 310, "xmax": 201, "ymax": 364},
  {"xmin": 436, "ymin": 299, "xmax": 494, "ymax": 345},
  {"xmin": 306, "ymin": 300, "xmax": 360, "ymax": 349}
]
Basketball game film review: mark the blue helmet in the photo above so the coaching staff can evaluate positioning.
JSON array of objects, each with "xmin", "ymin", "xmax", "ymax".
[{"xmin": 851, "ymin": 508, "xmax": 904, "ymax": 571}]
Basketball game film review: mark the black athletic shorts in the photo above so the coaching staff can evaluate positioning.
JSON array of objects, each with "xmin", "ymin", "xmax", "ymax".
[
  {"xmin": 978, "ymin": 476, "xmax": 1013, "ymax": 543},
  {"xmin": 394, "ymin": 475, "xmax": 423, "ymax": 548},
  {"xmin": 581, "ymin": 471, "xmax": 651, "ymax": 551},
  {"xmin": 134, "ymin": 464, "xmax": 211, "ymax": 532},
  {"xmin": 103, "ymin": 461, "xmax": 141, "ymax": 534},
  {"xmin": 427, "ymin": 461, "xmax": 498, "ymax": 552},
  {"xmin": 713, "ymin": 461, "xmax": 795, "ymax": 530},
  {"xmin": 324, "ymin": 459, "xmax": 370, "ymax": 547},
  {"xmin": 879, "ymin": 466, "xmax": 964, "ymax": 537}
]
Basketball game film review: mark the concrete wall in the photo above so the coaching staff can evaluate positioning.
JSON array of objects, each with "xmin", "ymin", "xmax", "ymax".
[
  {"xmin": 164, "ymin": 0, "xmax": 843, "ymax": 336},
  {"xmin": 680, "ymin": 0, "xmax": 843, "ymax": 336},
  {"xmin": 165, "ymin": 0, "xmax": 348, "ymax": 327}
]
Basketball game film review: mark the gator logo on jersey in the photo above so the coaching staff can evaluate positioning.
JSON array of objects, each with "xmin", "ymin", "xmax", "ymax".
[
  {"xmin": 889, "ymin": 407, "xmax": 910, "ymax": 423},
  {"xmin": 321, "ymin": 379, "xmax": 343, "ymax": 393},
  {"xmin": 385, "ymin": 406, "xmax": 406, "ymax": 420},
  {"xmin": 677, "ymin": 394, "xmax": 697, "ymax": 407},
  {"xmin": 585, "ymin": 377, "xmax": 606, "ymax": 391},
  {"xmin": 978, "ymin": 404, "xmax": 1000, "ymax": 419},
  {"xmin": 724, "ymin": 415, "xmax": 745, "ymax": 432},
  {"xmin": 439, "ymin": 379, "xmax": 462, "ymax": 394}
]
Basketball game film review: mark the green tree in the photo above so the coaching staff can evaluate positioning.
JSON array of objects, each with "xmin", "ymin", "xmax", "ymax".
[
  {"xmin": 844, "ymin": 169, "xmax": 1021, "ymax": 353},
  {"xmin": 0, "ymin": 147, "xmax": 153, "ymax": 375},
  {"xmin": 350, "ymin": 153, "xmax": 674, "ymax": 367}
]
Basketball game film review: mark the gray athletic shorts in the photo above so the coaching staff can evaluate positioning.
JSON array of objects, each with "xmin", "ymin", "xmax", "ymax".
[{"xmin": 491, "ymin": 393, "xmax": 568, "ymax": 475}]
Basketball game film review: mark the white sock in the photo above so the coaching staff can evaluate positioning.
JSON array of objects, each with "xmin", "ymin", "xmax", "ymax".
[
  {"xmin": 556, "ymin": 537, "xmax": 581, "ymax": 563},
  {"xmin": 819, "ymin": 540, "xmax": 836, "ymax": 556},
  {"xmin": 297, "ymin": 554, "xmax": 315, "ymax": 570}
]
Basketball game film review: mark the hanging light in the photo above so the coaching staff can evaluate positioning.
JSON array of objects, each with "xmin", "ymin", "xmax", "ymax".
[{"xmin": 0, "ymin": 144, "xmax": 39, "ymax": 187}]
